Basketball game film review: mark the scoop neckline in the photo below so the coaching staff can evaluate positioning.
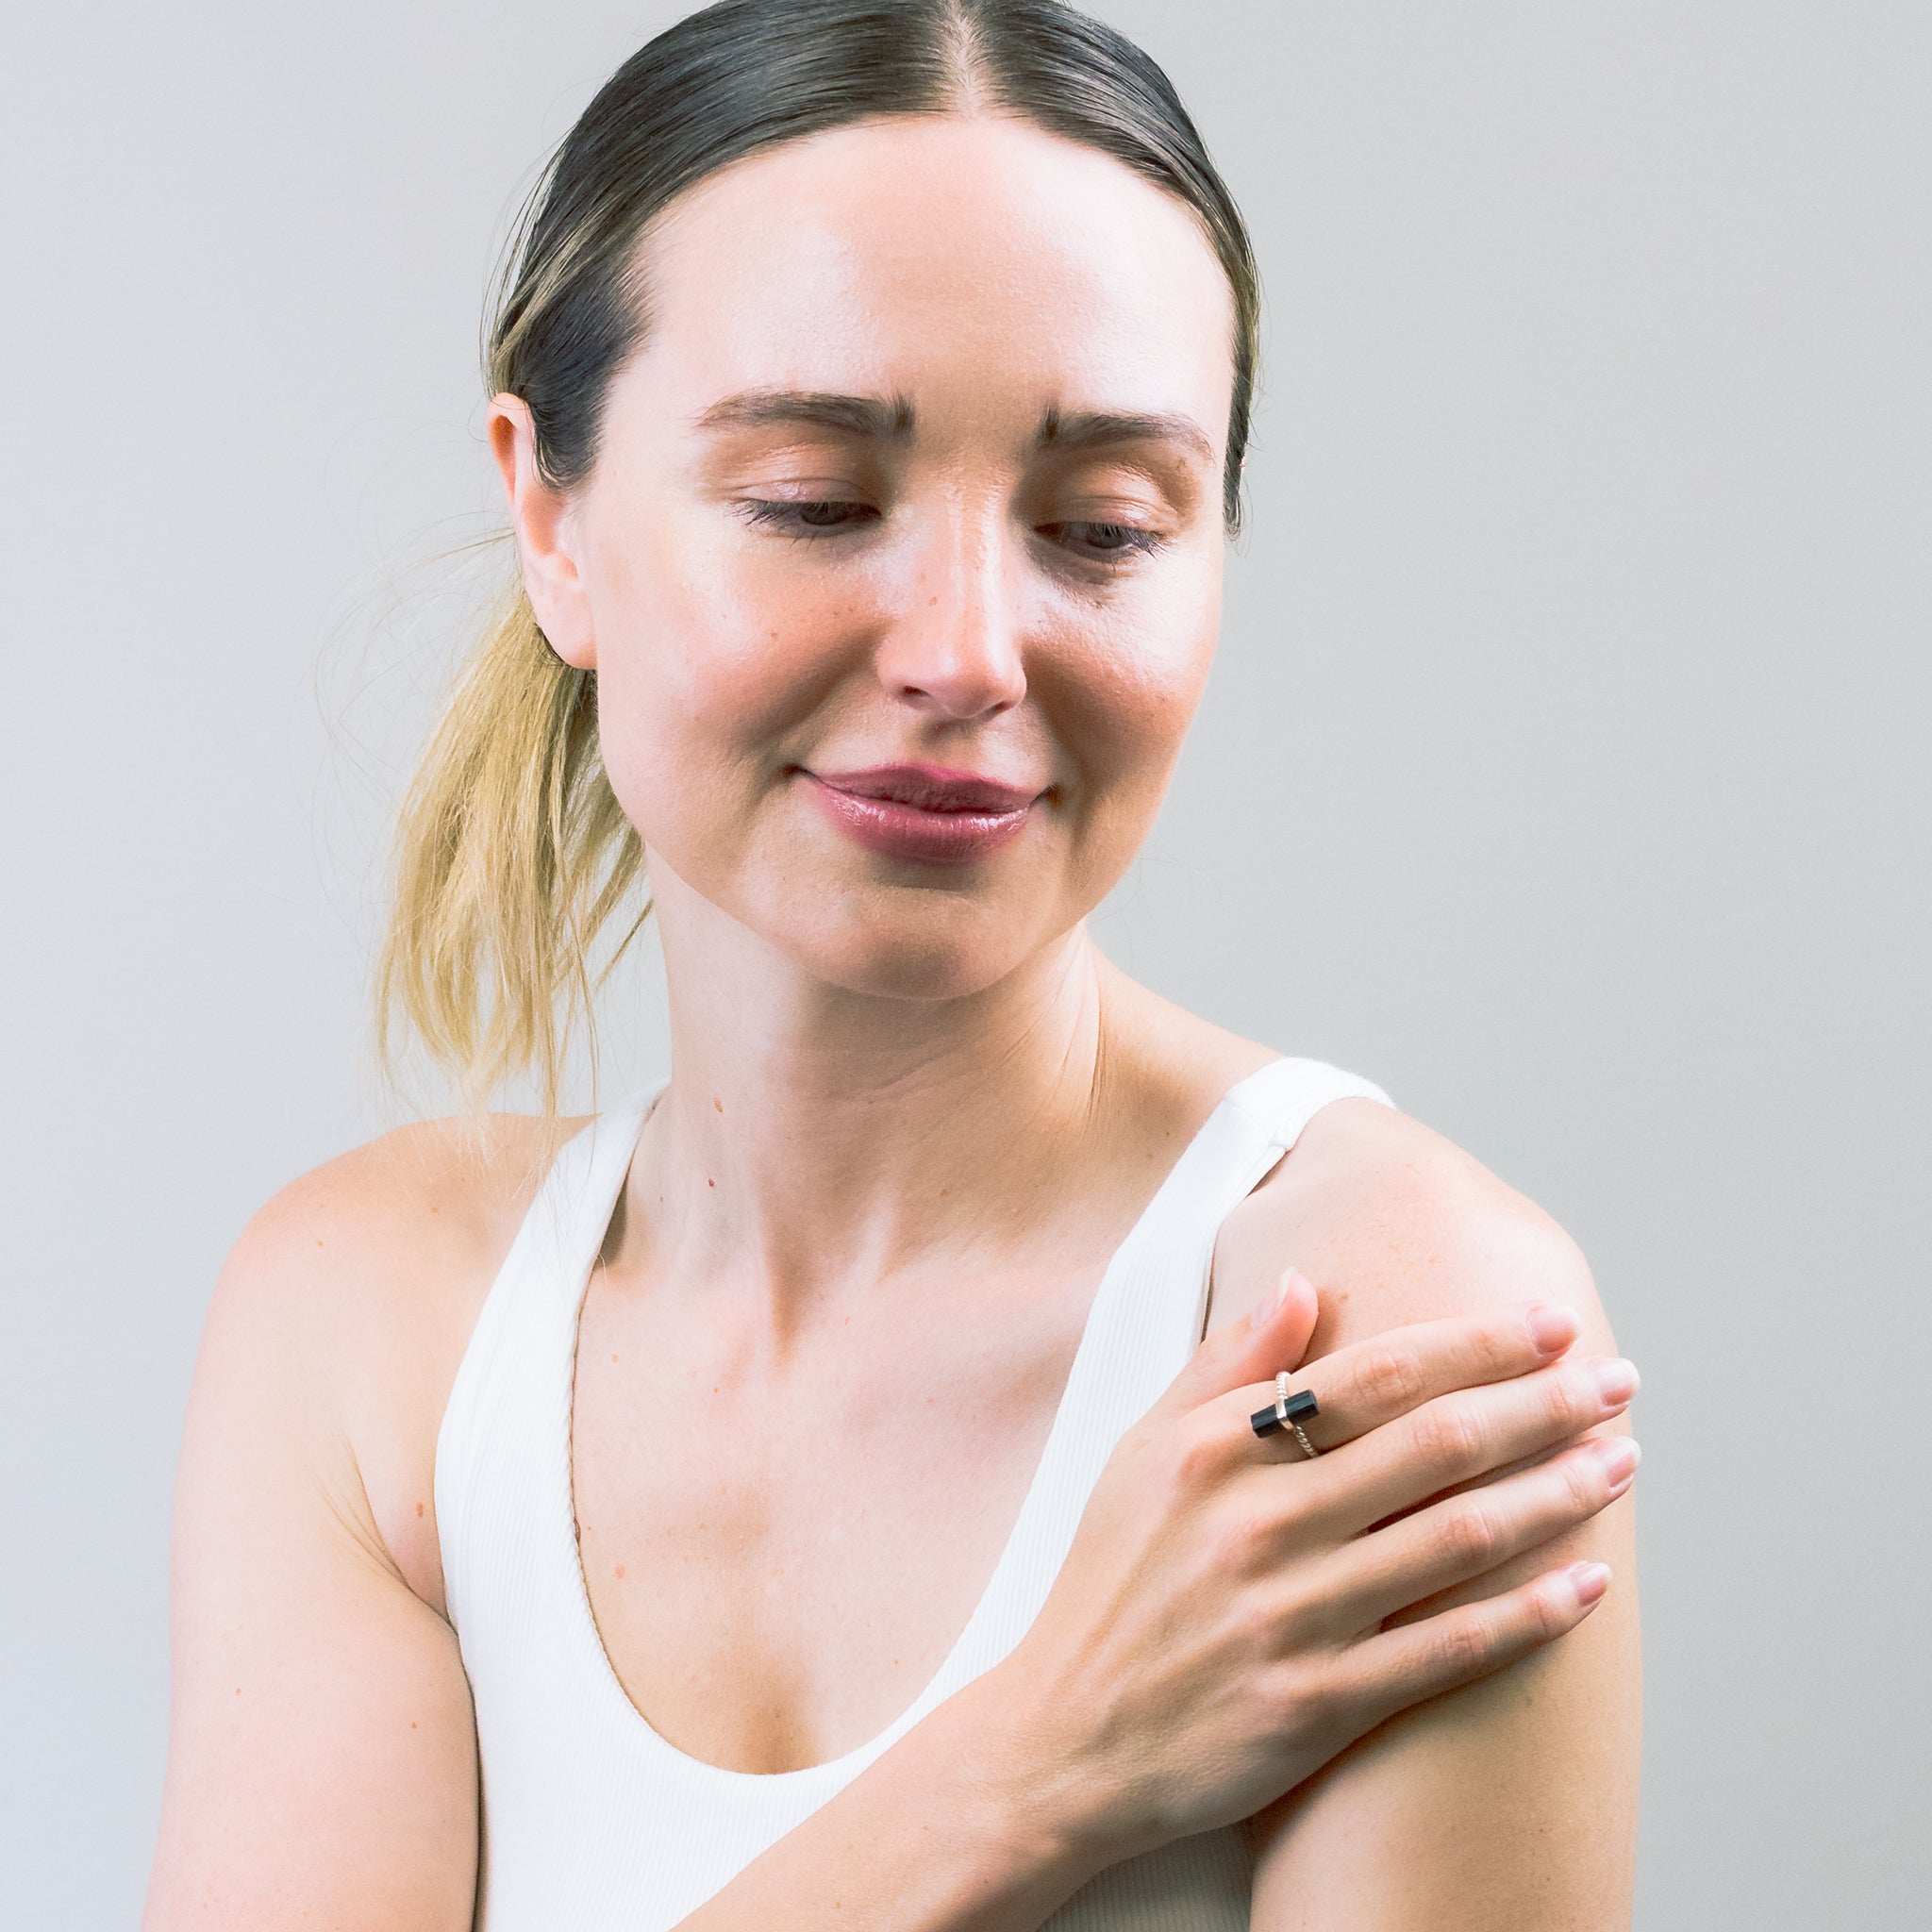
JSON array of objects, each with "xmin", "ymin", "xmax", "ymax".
[{"xmin": 554, "ymin": 1071, "xmax": 1261, "ymax": 1790}]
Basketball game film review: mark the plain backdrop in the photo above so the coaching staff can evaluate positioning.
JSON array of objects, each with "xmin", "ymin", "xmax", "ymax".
[{"xmin": 3, "ymin": 3, "xmax": 1927, "ymax": 1924}]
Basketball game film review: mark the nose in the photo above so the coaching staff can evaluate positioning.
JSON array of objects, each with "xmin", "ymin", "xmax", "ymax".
[{"xmin": 874, "ymin": 509, "xmax": 1027, "ymax": 722}]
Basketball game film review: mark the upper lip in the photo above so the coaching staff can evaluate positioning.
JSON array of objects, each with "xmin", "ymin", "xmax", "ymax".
[{"xmin": 809, "ymin": 764, "xmax": 1041, "ymax": 813}]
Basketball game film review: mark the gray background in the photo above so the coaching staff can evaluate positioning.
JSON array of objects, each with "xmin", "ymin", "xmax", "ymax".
[{"xmin": 3, "ymin": 2, "xmax": 1925, "ymax": 1924}]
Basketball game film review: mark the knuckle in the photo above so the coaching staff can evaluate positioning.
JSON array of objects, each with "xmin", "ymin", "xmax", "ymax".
[
  {"xmin": 1552, "ymin": 1367, "xmax": 1595, "ymax": 1431},
  {"xmin": 1483, "ymin": 1309, "xmax": 1530, "ymax": 1370},
  {"xmin": 1270, "ymin": 1587, "xmax": 1323, "ymax": 1656},
  {"xmin": 1533, "ymin": 1578, "xmax": 1576, "ymax": 1641},
  {"xmin": 1559, "ymin": 1453, "xmax": 1602, "ymax": 1517},
  {"xmin": 1356, "ymin": 1342, "xmax": 1426, "ymax": 1415},
  {"xmin": 1239, "ymin": 1591, "xmax": 1294, "ymax": 1661},
  {"xmin": 1440, "ymin": 1499, "xmax": 1501, "ymax": 1570},
  {"xmin": 1431, "ymin": 1613, "xmax": 1492, "ymax": 1680},
  {"xmin": 1284, "ymin": 1660, "xmax": 1345, "ymax": 1735},
  {"xmin": 1265, "ymin": 1661, "xmax": 1306, "ymax": 1723},
  {"xmin": 1170, "ymin": 1417, "xmax": 1227, "ymax": 1491},
  {"xmin": 1213, "ymin": 1504, "xmax": 1276, "ymax": 1576},
  {"xmin": 1277, "ymin": 1636, "xmax": 1346, "ymax": 1700},
  {"xmin": 1414, "ymin": 1399, "xmax": 1484, "ymax": 1473}
]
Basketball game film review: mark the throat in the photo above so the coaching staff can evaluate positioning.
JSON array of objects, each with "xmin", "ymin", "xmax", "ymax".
[{"xmin": 633, "ymin": 929, "xmax": 1123, "ymax": 1305}]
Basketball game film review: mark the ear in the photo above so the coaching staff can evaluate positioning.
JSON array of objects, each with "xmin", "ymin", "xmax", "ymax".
[{"xmin": 489, "ymin": 393, "xmax": 596, "ymax": 671}]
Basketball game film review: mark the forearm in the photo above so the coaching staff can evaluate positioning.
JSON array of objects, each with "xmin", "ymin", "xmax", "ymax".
[{"xmin": 674, "ymin": 1674, "xmax": 1116, "ymax": 1932}]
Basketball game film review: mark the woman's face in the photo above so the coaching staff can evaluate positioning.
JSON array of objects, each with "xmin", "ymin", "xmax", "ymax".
[{"xmin": 500, "ymin": 113, "xmax": 1237, "ymax": 1000}]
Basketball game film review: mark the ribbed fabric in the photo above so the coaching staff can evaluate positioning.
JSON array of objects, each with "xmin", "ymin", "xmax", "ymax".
[{"xmin": 436, "ymin": 1057, "xmax": 1393, "ymax": 1928}]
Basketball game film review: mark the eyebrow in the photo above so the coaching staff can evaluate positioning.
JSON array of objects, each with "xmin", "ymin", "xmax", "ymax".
[
  {"xmin": 693, "ymin": 389, "xmax": 916, "ymax": 440},
  {"xmin": 1035, "ymin": 405, "xmax": 1215, "ymax": 468},
  {"xmin": 693, "ymin": 390, "xmax": 1214, "ymax": 467}
]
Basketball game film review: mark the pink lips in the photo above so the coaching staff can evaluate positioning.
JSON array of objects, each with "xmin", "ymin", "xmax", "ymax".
[{"xmin": 805, "ymin": 763, "xmax": 1041, "ymax": 866}]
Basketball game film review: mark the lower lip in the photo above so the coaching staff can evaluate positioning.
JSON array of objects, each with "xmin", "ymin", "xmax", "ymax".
[{"xmin": 806, "ymin": 776, "xmax": 1033, "ymax": 866}]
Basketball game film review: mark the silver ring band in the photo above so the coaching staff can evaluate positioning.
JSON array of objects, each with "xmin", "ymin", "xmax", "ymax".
[
  {"xmin": 1250, "ymin": 1372, "xmax": 1323, "ymax": 1449},
  {"xmin": 1276, "ymin": 1373, "xmax": 1322, "ymax": 1458}
]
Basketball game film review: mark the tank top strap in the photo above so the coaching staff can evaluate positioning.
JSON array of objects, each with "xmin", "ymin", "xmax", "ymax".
[
  {"xmin": 1220, "ymin": 1055, "xmax": 1395, "ymax": 1197},
  {"xmin": 436, "ymin": 1084, "xmax": 664, "ymax": 1632},
  {"xmin": 932, "ymin": 1056, "xmax": 1393, "ymax": 1674},
  {"xmin": 1091, "ymin": 1055, "xmax": 1395, "ymax": 1387}
]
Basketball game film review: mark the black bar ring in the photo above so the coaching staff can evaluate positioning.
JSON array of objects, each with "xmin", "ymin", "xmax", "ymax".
[{"xmin": 1251, "ymin": 1377, "xmax": 1321, "ymax": 1457}]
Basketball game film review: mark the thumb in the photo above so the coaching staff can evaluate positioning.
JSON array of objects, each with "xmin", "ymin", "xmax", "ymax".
[{"xmin": 1152, "ymin": 1267, "xmax": 1321, "ymax": 1419}]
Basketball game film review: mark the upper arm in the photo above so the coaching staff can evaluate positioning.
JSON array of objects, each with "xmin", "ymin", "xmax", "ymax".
[
  {"xmin": 1212, "ymin": 1105, "xmax": 1641, "ymax": 1931},
  {"xmin": 144, "ymin": 1154, "xmax": 486, "ymax": 1932}
]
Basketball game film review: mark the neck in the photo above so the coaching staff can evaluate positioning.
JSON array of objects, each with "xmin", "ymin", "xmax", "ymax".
[{"xmin": 626, "ymin": 865, "xmax": 1140, "ymax": 1318}]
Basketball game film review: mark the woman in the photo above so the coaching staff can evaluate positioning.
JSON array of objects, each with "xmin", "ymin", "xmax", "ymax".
[{"xmin": 145, "ymin": 3, "xmax": 1641, "ymax": 1926}]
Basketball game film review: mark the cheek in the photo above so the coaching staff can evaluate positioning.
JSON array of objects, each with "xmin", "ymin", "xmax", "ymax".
[
  {"xmin": 1042, "ymin": 568, "xmax": 1221, "ymax": 822},
  {"xmin": 582, "ymin": 508, "xmax": 865, "ymax": 831}
]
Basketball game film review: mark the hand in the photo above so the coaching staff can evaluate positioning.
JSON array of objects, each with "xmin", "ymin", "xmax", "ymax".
[{"xmin": 985, "ymin": 1274, "xmax": 1638, "ymax": 1863}]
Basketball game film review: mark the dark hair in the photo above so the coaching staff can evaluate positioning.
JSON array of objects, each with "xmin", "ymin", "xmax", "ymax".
[{"xmin": 489, "ymin": 0, "xmax": 1260, "ymax": 529}]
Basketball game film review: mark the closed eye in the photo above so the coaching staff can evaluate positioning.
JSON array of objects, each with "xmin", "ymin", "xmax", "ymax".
[
  {"xmin": 1036, "ymin": 520, "xmax": 1166, "ymax": 562},
  {"xmin": 738, "ymin": 498, "xmax": 880, "ymax": 537}
]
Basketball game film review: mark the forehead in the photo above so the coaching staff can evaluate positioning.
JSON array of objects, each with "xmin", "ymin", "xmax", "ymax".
[{"xmin": 628, "ymin": 114, "xmax": 1237, "ymax": 442}]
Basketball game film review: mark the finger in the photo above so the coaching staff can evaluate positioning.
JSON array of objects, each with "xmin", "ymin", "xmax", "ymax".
[
  {"xmin": 1330, "ymin": 1558, "xmax": 1612, "ymax": 1732},
  {"xmin": 1148, "ymin": 1268, "xmax": 1321, "ymax": 1422},
  {"xmin": 1217, "ymin": 1299, "xmax": 1584, "ymax": 1459},
  {"xmin": 1326, "ymin": 1436, "xmax": 1640, "ymax": 1631},
  {"xmin": 1320, "ymin": 1353, "xmax": 1639, "ymax": 1531}
]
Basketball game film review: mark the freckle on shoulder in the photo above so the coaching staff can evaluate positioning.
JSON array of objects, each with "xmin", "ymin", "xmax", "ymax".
[
  {"xmin": 1212, "ymin": 1098, "xmax": 1595, "ymax": 1338},
  {"xmin": 1312, "ymin": 1108, "xmax": 1596, "ymax": 1332}
]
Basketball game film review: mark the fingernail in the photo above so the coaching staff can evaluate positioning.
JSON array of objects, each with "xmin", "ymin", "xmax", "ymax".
[
  {"xmin": 1569, "ymin": 1560, "xmax": 1612, "ymax": 1608},
  {"xmin": 1248, "ymin": 1274, "xmax": 1291, "ymax": 1331},
  {"xmin": 1590, "ymin": 1357, "xmax": 1640, "ymax": 1407},
  {"xmin": 1525, "ymin": 1303, "xmax": 1579, "ymax": 1356},
  {"xmin": 1591, "ymin": 1436, "xmax": 1641, "ymax": 1494}
]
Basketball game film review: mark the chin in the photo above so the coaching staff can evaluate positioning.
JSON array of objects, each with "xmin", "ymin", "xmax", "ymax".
[
  {"xmin": 784, "ymin": 896, "xmax": 1054, "ymax": 1003},
  {"xmin": 645, "ymin": 822, "xmax": 1105, "ymax": 1004}
]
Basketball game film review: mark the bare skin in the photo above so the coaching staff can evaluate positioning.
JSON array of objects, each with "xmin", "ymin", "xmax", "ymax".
[{"xmin": 146, "ymin": 112, "xmax": 1638, "ymax": 1930}]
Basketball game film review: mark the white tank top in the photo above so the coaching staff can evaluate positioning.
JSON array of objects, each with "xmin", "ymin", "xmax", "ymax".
[{"xmin": 436, "ymin": 1055, "xmax": 1392, "ymax": 1929}]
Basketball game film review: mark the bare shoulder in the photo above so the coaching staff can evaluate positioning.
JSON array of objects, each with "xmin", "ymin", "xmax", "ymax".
[
  {"xmin": 155, "ymin": 1115, "xmax": 574, "ymax": 1926},
  {"xmin": 1209, "ymin": 1096, "xmax": 1612, "ymax": 1355},
  {"xmin": 195, "ymin": 1110, "xmax": 586, "ymax": 1607},
  {"xmin": 1211, "ymin": 1091, "xmax": 1640, "ymax": 1924},
  {"xmin": 220, "ymin": 1110, "xmax": 580, "ymax": 1327}
]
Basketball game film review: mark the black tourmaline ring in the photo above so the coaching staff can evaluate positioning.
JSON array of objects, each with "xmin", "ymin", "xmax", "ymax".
[{"xmin": 1251, "ymin": 1373, "xmax": 1321, "ymax": 1457}]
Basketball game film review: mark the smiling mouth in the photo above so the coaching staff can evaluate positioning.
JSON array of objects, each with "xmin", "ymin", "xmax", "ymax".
[{"xmin": 803, "ymin": 763, "xmax": 1041, "ymax": 865}]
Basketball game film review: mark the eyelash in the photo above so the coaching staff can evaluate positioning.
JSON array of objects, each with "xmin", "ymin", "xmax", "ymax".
[
  {"xmin": 739, "ymin": 499, "xmax": 878, "ymax": 537},
  {"xmin": 736, "ymin": 499, "xmax": 1166, "ymax": 562},
  {"xmin": 1037, "ymin": 520, "xmax": 1163, "ymax": 559}
]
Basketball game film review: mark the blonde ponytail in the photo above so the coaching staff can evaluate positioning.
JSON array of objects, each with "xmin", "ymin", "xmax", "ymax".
[{"xmin": 375, "ymin": 581, "xmax": 647, "ymax": 1112}]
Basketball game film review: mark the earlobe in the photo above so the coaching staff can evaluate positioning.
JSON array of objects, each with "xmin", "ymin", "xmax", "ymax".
[{"xmin": 488, "ymin": 392, "xmax": 598, "ymax": 671}]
